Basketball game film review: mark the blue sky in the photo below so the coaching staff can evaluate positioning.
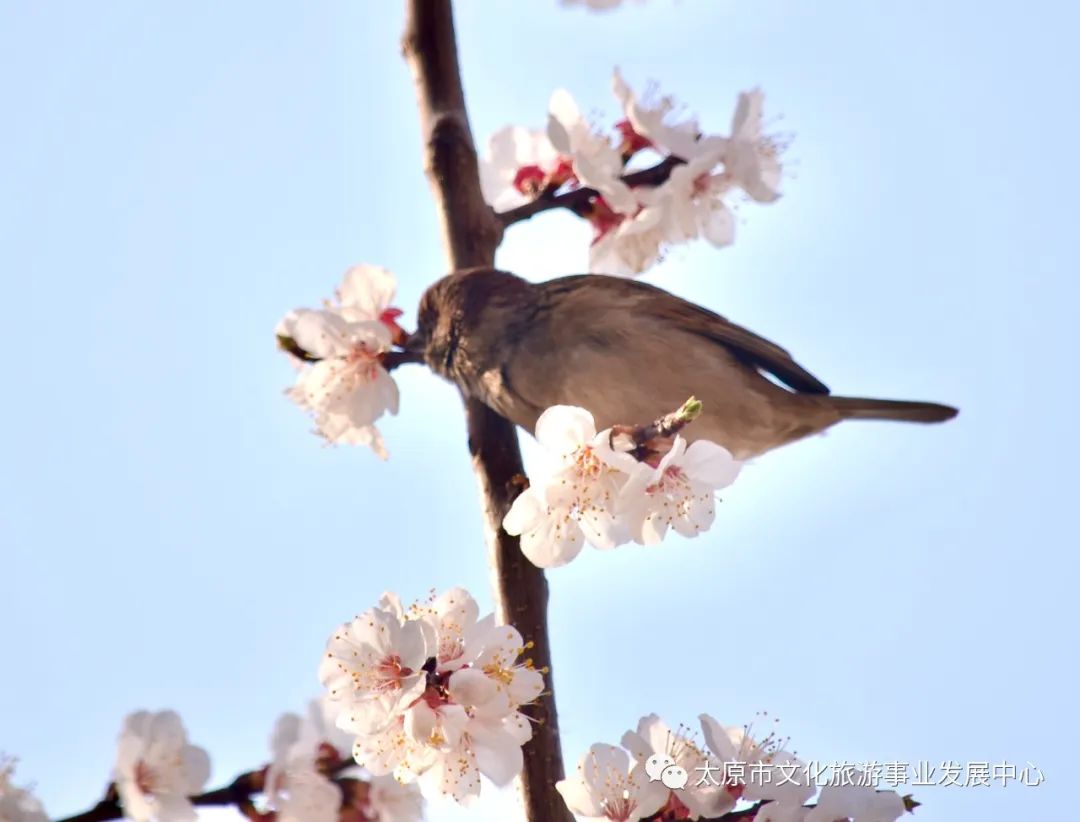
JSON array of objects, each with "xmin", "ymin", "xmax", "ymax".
[{"xmin": 1, "ymin": 2, "xmax": 1076, "ymax": 821}]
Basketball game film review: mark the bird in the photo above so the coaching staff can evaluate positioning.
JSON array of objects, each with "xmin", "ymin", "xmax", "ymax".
[{"xmin": 406, "ymin": 267, "xmax": 957, "ymax": 459}]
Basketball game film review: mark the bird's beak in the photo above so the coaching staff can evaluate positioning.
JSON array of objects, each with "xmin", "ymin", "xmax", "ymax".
[{"xmin": 403, "ymin": 329, "xmax": 426, "ymax": 356}]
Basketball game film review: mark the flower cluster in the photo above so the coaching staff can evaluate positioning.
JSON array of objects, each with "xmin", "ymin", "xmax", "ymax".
[
  {"xmin": 266, "ymin": 701, "xmax": 423, "ymax": 822},
  {"xmin": 0, "ymin": 757, "xmax": 47, "ymax": 822},
  {"xmin": 559, "ymin": 713, "xmax": 909, "ymax": 822},
  {"xmin": 319, "ymin": 588, "xmax": 544, "ymax": 805},
  {"xmin": 480, "ymin": 70, "xmax": 786, "ymax": 276},
  {"xmin": 503, "ymin": 403, "xmax": 741, "ymax": 568},
  {"xmin": 277, "ymin": 265, "xmax": 407, "ymax": 459},
  {"xmin": 113, "ymin": 710, "xmax": 211, "ymax": 822}
]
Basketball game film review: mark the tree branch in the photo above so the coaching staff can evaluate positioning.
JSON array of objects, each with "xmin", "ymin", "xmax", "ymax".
[
  {"xmin": 401, "ymin": 2, "xmax": 571, "ymax": 821},
  {"xmin": 54, "ymin": 773, "xmax": 259, "ymax": 822},
  {"xmin": 53, "ymin": 762, "xmax": 364, "ymax": 822},
  {"xmin": 497, "ymin": 155, "xmax": 684, "ymax": 227}
]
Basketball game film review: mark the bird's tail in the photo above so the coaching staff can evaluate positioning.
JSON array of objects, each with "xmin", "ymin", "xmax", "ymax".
[{"xmin": 829, "ymin": 396, "xmax": 958, "ymax": 424}]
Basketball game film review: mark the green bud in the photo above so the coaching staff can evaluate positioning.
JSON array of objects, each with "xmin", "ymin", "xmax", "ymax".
[{"xmin": 678, "ymin": 396, "xmax": 703, "ymax": 421}]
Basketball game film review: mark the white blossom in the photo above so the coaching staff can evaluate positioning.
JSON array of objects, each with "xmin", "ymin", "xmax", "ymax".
[
  {"xmin": 322, "ymin": 588, "xmax": 542, "ymax": 806},
  {"xmin": 267, "ymin": 727, "xmax": 341, "ymax": 822},
  {"xmin": 700, "ymin": 714, "xmax": 814, "ymax": 813},
  {"xmin": 612, "ymin": 70, "xmax": 785, "ymax": 203},
  {"xmin": 503, "ymin": 405, "xmax": 637, "ymax": 567},
  {"xmin": 721, "ymin": 89, "xmax": 784, "ymax": 203},
  {"xmin": 612, "ymin": 69, "xmax": 703, "ymax": 161},
  {"xmin": 278, "ymin": 265, "xmax": 405, "ymax": 458},
  {"xmin": 320, "ymin": 602, "xmax": 435, "ymax": 736},
  {"xmin": 480, "ymin": 74, "xmax": 786, "ymax": 274},
  {"xmin": 407, "ymin": 587, "xmax": 490, "ymax": 673},
  {"xmin": 548, "ymin": 89, "xmax": 639, "ymax": 215},
  {"xmin": 587, "ymin": 201, "xmax": 669, "ymax": 277},
  {"xmin": 606, "ymin": 73, "xmax": 785, "ymax": 271},
  {"xmin": 363, "ymin": 773, "xmax": 425, "ymax": 822},
  {"xmin": 659, "ymin": 145, "xmax": 738, "ymax": 248},
  {"xmin": 621, "ymin": 714, "xmax": 731, "ymax": 819},
  {"xmin": 804, "ymin": 779, "xmax": 906, "ymax": 822},
  {"xmin": 479, "ymin": 126, "xmax": 561, "ymax": 210},
  {"xmin": 113, "ymin": 710, "xmax": 210, "ymax": 822},
  {"xmin": 351, "ymin": 679, "xmax": 529, "ymax": 804},
  {"xmin": 0, "ymin": 757, "xmax": 47, "ymax": 822},
  {"xmin": 283, "ymin": 309, "xmax": 398, "ymax": 457},
  {"xmin": 556, "ymin": 744, "xmax": 667, "ymax": 822},
  {"xmin": 619, "ymin": 435, "xmax": 741, "ymax": 544},
  {"xmin": 333, "ymin": 264, "xmax": 404, "ymax": 331},
  {"xmin": 465, "ymin": 622, "xmax": 545, "ymax": 720},
  {"xmin": 507, "ymin": 405, "xmax": 741, "ymax": 562},
  {"xmin": 567, "ymin": 714, "xmax": 912, "ymax": 822},
  {"xmin": 411, "ymin": 708, "xmax": 532, "ymax": 804},
  {"xmin": 301, "ymin": 698, "xmax": 357, "ymax": 762},
  {"xmin": 274, "ymin": 770, "xmax": 341, "ymax": 822}
]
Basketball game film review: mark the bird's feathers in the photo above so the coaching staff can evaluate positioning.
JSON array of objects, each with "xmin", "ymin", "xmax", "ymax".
[
  {"xmin": 415, "ymin": 268, "xmax": 957, "ymax": 459},
  {"xmin": 535, "ymin": 275, "xmax": 830, "ymax": 394}
]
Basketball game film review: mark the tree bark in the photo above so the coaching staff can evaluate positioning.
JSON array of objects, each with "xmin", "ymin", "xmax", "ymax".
[{"xmin": 401, "ymin": 3, "xmax": 571, "ymax": 821}]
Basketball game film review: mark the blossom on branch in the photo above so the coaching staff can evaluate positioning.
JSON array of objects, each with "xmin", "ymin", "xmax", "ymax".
[
  {"xmin": 479, "ymin": 126, "xmax": 561, "ymax": 210},
  {"xmin": 321, "ymin": 599, "xmax": 434, "ymax": 737},
  {"xmin": 503, "ymin": 401, "xmax": 741, "ymax": 567},
  {"xmin": 503, "ymin": 405, "xmax": 637, "ymax": 567},
  {"xmin": 319, "ymin": 588, "xmax": 543, "ymax": 805},
  {"xmin": 560, "ymin": 712, "xmax": 913, "ymax": 822},
  {"xmin": 720, "ymin": 89, "xmax": 785, "ymax": 204},
  {"xmin": 619, "ymin": 434, "xmax": 741, "ymax": 545},
  {"xmin": 363, "ymin": 774, "xmax": 426, "ymax": 822},
  {"xmin": 699, "ymin": 713, "xmax": 814, "ymax": 814},
  {"xmin": 0, "ymin": 757, "xmax": 47, "ymax": 822},
  {"xmin": 660, "ymin": 146, "xmax": 738, "ymax": 248},
  {"xmin": 556, "ymin": 744, "xmax": 667, "ymax": 822},
  {"xmin": 266, "ymin": 699, "xmax": 425, "ymax": 822},
  {"xmin": 622, "ymin": 714, "xmax": 733, "ymax": 818},
  {"xmin": 612, "ymin": 68, "xmax": 703, "ymax": 162},
  {"xmin": 487, "ymin": 70, "xmax": 787, "ymax": 275},
  {"xmin": 265, "ymin": 712, "xmax": 343, "ymax": 822},
  {"xmin": 113, "ymin": 710, "xmax": 211, "ymax": 822},
  {"xmin": 803, "ymin": 778, "xmax": 906, "ymax": 822},
  {"xmin": 588, "ymin": 199, "xmax": 669, "ymax": 277},
  {"xmin": 548, "ymin": 90, "xmax": 639, "ymax": 215},
  {"xmin": 277, "ymin": 265, "xmax": 406, "ymax": 458}
]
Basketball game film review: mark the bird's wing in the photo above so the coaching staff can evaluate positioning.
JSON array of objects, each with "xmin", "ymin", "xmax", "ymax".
[{"xmin": 537, "ymin": 275, "xmax": 831, "ymax": 395}]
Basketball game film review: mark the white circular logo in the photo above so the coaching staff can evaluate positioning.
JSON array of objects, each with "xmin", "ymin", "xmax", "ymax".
[
  {"xmin": 644, "ymin": 753, "xmax": 676, "ymax": 782},
  {"xmin": 661, "ymin": 764, "xmax": 689, "ymax": 790}
]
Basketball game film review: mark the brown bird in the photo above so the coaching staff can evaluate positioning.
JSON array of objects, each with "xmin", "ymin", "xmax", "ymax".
[{"xmin": 407, "ymin": 267, "xmax": 957, "ymax": 459}]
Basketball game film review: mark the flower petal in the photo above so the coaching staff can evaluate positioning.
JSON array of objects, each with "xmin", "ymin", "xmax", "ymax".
[{"xmin": 535, "ymin": 405, "xmax": 597, "ymax": 455}]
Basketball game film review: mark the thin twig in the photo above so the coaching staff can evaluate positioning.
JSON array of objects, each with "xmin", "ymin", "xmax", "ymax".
[
  {"xmin": 498, "ymin": 155, "xmax": 684, "ymax": 226},
  {"xmin": 274, "ymin": 334, "xmax": 422, "ymax": 371},
  {"xmin": 609, "ymin": 396, "xmax": 703, "ymax": 462}
]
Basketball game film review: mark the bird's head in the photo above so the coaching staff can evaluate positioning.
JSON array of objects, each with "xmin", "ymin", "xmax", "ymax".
[{"xmin": 405, "ymin": 267, "xmax": 535, "ymax": 380}]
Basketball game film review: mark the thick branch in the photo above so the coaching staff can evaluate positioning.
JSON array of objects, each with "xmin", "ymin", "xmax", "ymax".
[
  {"xmin": 498, "ymin": 155, "xmax": 684, "ymax": 226},
  {"xmin": 401, "ymin": 0, "xmax": 502, "ymax": 265},
  {"xmin": 401, "ymin": 2, "xmax": 571, "ymax": 821}
]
